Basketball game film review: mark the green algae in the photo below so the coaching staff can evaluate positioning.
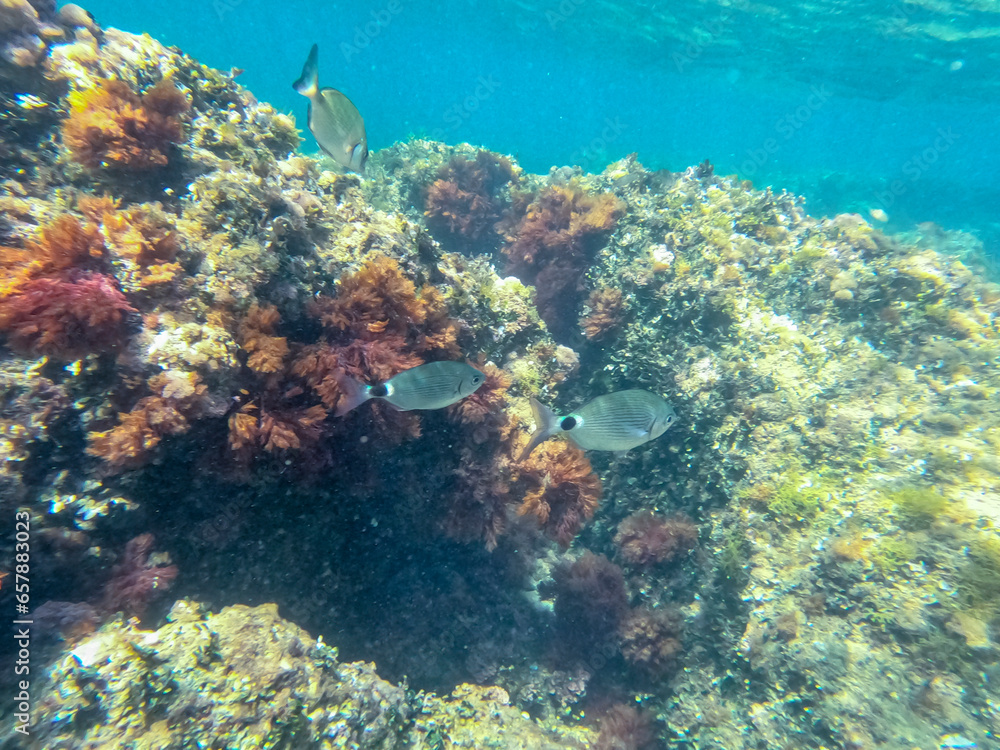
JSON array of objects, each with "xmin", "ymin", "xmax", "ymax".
[
  {"xmin": 959, "ymin": 535, "xmax": 1000, "ymax": 611},
  {"xmin": 791, "ymin": 237, "xmax": 827, "ymax": 264},
  {"xmin": 717, "ymin": 522, "xmax": 750, "ymax": 590},
  {"xmin": 766, "ymin": 474, "xmax": 831, "ymax": 521},
  {"xmin": 869, "ymin": 536, "xmax": 917, "ymax": 576},
  {"xmin": 890, "ymin": 485, "xmax": 948, "ymax": 528}
]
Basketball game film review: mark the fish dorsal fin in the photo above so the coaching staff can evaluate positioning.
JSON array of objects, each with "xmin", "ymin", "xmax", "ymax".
[{"xmin": 293, "ymin": 44, "xmax": 320, "ymax": 98}]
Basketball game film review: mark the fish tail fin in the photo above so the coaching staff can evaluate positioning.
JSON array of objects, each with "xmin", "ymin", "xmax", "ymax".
[
  {"xmin": 518, "ymin": 397, "xmax": 562, "ymax": 461},
  {"xmin": 293, "ymin": 43, "xmax": 320, "ymax": 97},
  {"xmin": 334, "ymin": 371, "xmax": 370, "ymax": 417}
]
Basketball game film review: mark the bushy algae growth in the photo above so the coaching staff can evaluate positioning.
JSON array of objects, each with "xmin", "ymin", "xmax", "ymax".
[{"xmin": 3, "ymin": 6, "xmax": 1000, "ymax": 749}]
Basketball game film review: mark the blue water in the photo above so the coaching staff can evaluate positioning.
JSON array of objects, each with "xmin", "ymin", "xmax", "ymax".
[{"xmin": 87, "ymin": 0, "xmax": 1000, "ymax": 255}]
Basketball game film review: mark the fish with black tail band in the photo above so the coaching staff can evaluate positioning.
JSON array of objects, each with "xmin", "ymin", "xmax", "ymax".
[
  {"xmin": 520, "ymin": 390, "xmax": 676, "ymax": 460},
  {"xmin": 293, "ymin": 43, "xmax": 368, "ymax": 173},
  {"xmin": 335, "ymin": 361, "xmax": 485, "ymax": 416}
]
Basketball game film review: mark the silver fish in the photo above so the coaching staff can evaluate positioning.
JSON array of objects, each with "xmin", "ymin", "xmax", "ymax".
[
  {"xmin": 293, "ymin": 44, "xmax": 368, "ymax": 173},
  {"xmin": 335, "ymin": 361, "xmax": 485, "ymax": 416},
  {"xmin": 520, "ymin": 390, "xmax": 676, "ymax": 460}
]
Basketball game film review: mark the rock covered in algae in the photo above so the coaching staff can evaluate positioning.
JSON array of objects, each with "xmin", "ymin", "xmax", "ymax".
[
  {"xmin": 3, "ymin": 6, "xmax": 1000, "ymax": 750},
  {"xmin": 27, "ymin": 599, "xmax": 596, "ymax": 749}
]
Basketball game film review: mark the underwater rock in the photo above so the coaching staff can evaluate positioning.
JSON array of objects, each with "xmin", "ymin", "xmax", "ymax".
[
  {"xmin": 0, "ymin": 0, "xmax": 55, "ymax": 68},
  {"xmin": 29, "ymin": 600, "xmax": 410, "ymax": 749},
  {"xmin": 28, "ymin": 599, "xmax": 596, "ymax": 749}
]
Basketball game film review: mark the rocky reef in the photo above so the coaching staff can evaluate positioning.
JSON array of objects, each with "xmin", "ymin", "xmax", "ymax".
[
  {"xmin": 26, "ymin": 599, "xmax": 592, "ymax": 749},
  {"xmin": 1, "ymin": 3, "xmax": 999, "ymax": 749}
]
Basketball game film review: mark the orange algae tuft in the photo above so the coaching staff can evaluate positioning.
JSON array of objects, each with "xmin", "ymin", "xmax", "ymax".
[
  {"xmin": 238, "ymin": 304, "xmax": 289, "ymax": 374},
  {"xmin": 503, "ymin": 185, "xmax": 625, "ymax": 269},
  {"xmin": 312, "ymin": 255, "xmax": 425, "ymax": 335},
  {"xmin": 580, "ymin": 286, "xmax": 625, "ymax": 340},
  {"xmin": 227, "ymin": 403, "xmax": 327, "ymax": 454},
  {"xmin": 447, "ymin": 361, "xmax": 510, "ymax": 428},
  {"xmin": 310, "ymin": 254, "xmax": 459, "ymax": 357},
  {"xmin": 516, "ymin": 438, "xmax": 602, "ymax": 547},
  {"xmin": 295, "ymin": 254, "xmax": 462, "ymax": 413},
  {"xmin": 80, "ymin": 195, "xmax": 183, "ymax": 288},
  {"xmin": 61, "ymin": 78, "xmax": 190, "ymax": 170},
  {"xmin": 87, "ymin": 372, "xmax": 207, "ymax": 473},
  {"xmin": 226, "ymin": 305, "xmax": 331, "ymax": 460},
  {"xmin": 1, "ymin": 214, "xmax": 106, "ymax": 294}
]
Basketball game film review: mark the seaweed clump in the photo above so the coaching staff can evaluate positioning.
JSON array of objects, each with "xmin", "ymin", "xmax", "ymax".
[
  {"xmin": 100, "ymin": 533, "xmax": 177, "ymax": 618},
  {"xmin": 502, "ymin": 184, "xmax": 624, "ymax": 339},
  {"xmin": 437, "ymin": 361, "xmax": 518, "ymax": 550},
  {"xmin": 614, "ymin": 511, "xmax": 698, "ymax": 568},
  {"xmin": 447, "ymin": 360, "xmax": 511, "ymax": 438},
  {"xmin": 595, "ymin": 704, "xmax": 656, "ymax": 750},
  {"xmin": 0, "ymin": 213, "xmax": 135, "ymax": 359},
  {"xmin": 424, "ymin": 150, "xmax": 516, "ymax": 248},
  {"xmin": 295, "ymin": 254, "xmax": 460, "ymax": 420},
  {"xmin": 959, "ymin": 536, "xmax": 1000, "ymax": 611},
  {"xmin": 516, "ymin": 439, "xmax": 602, "ymax": 547},
  {"xmin": 891, "ymin": 485, "xmax": 948, "ymax": 529},
  {"xmin": 551, "ymin": 551, "xmax": 628, "ymax": 656},
  {"xmin": 61, "ymin": 78, "xmax": 191, "ymax": 171},
  {"xmin": 0, "ymin": 272, "xmax": 134, "ymax": 358},
  {"xmin": 580, "ymin": 285, "xmax": 625, "ymax": 340},
  {"xmin": 228, "ymin": 304, "xmax": 326, "ymax": 460},
  {"xmin": 618, "ymin": 607, "xmax": 683, "ymax": 680},
  {"xmin": 79, "ymin": 195, "xmax": 183, "ymax": 290},
  {"xmin": 87, "ymin": 371, "xmax": 210, "ymax": 473}
]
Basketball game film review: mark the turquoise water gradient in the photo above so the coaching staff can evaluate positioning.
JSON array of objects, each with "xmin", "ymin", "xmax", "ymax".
[{"xmin": 86, "ymin": 0, "xmax": 1000, "ymax": 255}]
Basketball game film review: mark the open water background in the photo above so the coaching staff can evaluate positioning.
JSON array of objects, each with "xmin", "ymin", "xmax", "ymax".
[{"xmin": 85, "ymin": 0, "xmax": 1000, "ymax": 259}]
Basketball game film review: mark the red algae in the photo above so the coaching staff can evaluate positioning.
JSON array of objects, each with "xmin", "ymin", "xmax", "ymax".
[
  {"xmin": 502, "ymin": 184, "xmax": 624, "ymax": 337},
  {"xmin": 100, "ymin": 533, "xmax": 178, "ymax": 618},
  {"xmin": 0, "ymin": 271, "xmax": 135, "ymax": 358},
  {"xmin": 614, "ymin": 511, "xmax": 698, "ymax": 568},
  {"xmin": 425, "ymin": 150, "xmax": 516, "ymax": 245}
]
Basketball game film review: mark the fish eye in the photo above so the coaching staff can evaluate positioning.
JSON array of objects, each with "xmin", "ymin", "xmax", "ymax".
[{"xmin": 473, "ymin": 375, "xmax": 483, "ymax": 384}]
